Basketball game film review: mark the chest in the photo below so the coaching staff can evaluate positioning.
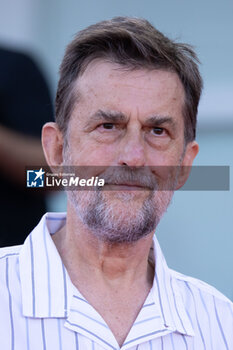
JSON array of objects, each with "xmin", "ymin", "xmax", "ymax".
[
  {"xmin": 96, "ymin": 299, "xmax": 142, "ymax": 346},
  {"xmin": 79, "ymin": 289, "xmax": 152, "ymax": 347}
]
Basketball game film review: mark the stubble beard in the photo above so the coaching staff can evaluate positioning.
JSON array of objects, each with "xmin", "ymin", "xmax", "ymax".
[
  {"xmin": 68, "ymin": 187, "xmax": 174, "ymax": 243},
  {"xmin": 63, "ymin": 140, "xmax": 180, "ymax": 243},
  {"xmin": 63, "ymin": 155, "xmax": 177, "ymax": 244}
]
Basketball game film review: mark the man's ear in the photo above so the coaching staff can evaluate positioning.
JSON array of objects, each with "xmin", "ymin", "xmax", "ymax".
[
  {"xmin": 176, "ymin": 141, "xmax": 199, "ymax": 190},
  {"xmin": 42, "ymin": 122, "xmax": 64, "ymax": 170}
]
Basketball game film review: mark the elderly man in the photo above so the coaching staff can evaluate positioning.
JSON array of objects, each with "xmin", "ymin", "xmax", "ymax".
[{"xmin": 0, "ymin": 17, "xmax": 232, "ymax": 350}]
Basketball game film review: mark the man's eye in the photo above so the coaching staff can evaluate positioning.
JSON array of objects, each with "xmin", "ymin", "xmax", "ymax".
[
  {"xmin": 152, "ymin": 127, "xmax": 165, "ymax": 135},
  {"xmin": 101, "ymin": 123, "xmax": 114, "ymax": 129}
]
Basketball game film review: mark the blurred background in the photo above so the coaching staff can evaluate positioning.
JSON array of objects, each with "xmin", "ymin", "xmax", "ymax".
[{"xmin": 0, "ymin": 0, "xmax": 232, "ymax": 300}]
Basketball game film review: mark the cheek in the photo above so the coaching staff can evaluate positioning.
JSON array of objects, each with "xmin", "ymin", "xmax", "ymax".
[
  {"xmin": 69, "ymin": 138, "xmax": 116, "ymax": 166},
  {"xmin": 147, "ymin": 151, "xmax": 175, "ymax": 168},
  {"xmin": 148, "ymin": 141, "xmax": 184, "ymax": 166}
]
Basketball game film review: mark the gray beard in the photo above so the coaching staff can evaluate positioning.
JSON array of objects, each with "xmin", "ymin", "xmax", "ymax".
[
  {"xmin": 67, "ymin": 186, "xmax": 174, "ymax": 244},
  {"xmin": 63, "ymin": 149, "xmax": 178, "ymax": 243}
]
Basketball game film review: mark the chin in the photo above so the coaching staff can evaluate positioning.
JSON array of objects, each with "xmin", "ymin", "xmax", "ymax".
[{"xmin": 102, "ymin": 188, "xmax": 151, "ymax": 202}]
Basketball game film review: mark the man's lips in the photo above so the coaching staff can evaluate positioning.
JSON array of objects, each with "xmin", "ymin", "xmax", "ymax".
[{"xmin": 104, "ymin": 183, "xmax": 151, "ymax": 190}]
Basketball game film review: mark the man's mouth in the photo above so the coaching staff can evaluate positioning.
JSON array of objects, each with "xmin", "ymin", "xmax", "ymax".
[{"xmin": 104, "ymin": 183, "xmax": 151, "ymax": 190}]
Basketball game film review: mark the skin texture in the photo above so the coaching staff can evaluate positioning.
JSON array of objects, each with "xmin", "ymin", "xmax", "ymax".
[{"xmin": 42, "ymin": 60, "xmax": 198, "ymax": 346}]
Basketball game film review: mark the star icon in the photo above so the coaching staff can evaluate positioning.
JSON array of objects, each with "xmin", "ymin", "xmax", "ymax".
[{"xmin": 34, "ymin": 168, "xmax": 45, "ymax": 181}]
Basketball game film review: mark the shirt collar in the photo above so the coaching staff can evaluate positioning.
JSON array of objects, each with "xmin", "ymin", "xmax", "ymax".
[
  {"xmin": 19, "ymin": 212, "xmax": 73, "ymax": 318},
  {"xmin": 19, "ymin": 212, "xmax": 194, "ymax": 336},
  {"xmin": 150, "ymin": 235, "xmax": 195, "ymax": 336}
]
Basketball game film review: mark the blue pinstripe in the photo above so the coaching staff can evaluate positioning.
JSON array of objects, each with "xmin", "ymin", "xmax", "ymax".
[
  {"xmin": 0, "ymin": 253, "xmax": 19, "ymax": 260},
  {"xmin": 198, "ymin": 289, "xmax": 214, "ymax": 350},
  {"xmin": 43, "ymin": 221, "xmax": 51, "ymax": 317},
  {"xmin": 161, "ymin": 336, "xmax": 164, "ymax": 350},
  {"xmin": 70, "ymin": 308, "xmax": 108, "ymax": 328},
  {"xmin": 182, "ymin": 335, "xmax": 188, "ymax": 350},
  {"xmin": 170, "ymin": 277, "xmax": 187, "ymax": 334},
  {"xmin": 6, "ymin": 258, "xmax": 14, "ymax": 350},
  {"xmin": 73, "ymin": 295, "xmax": 90, "ymax": 304},
  {"xmin": 143, "ymin": 302, "xmax": 155, "ymax": 308},
  {"xmin": 185, "ymin": 282, "xmax": 206, "ymax": 350},
  {"xmin": 62, "ymin": 264, "xmax": 68, "ymax": 317},
  {"xmin": 134, "ymin": 315, "xmax": 160, "ymax": 326},
  {"xmin": 57, "ymin": 319, "xmax": 62, "ymax": 350},
  {"xmin": 75, "ymin": 332, "xmax": 79, "ymax": 350},
  {"xmin": 29, "ymin": 235, "xmax": 36, "ymax": 317},
  {"xmin": 123, "ymin": 329, "xmax": 169, "ymax": 346},
  {"xmin": 66, "ymin": 320, "xmax": 118, "ymax": 350},
  {"xmin": 25, "ymin": 317, "xmax": 30, "ymax": 350},
  {"xmin": 170, "ymin": 333, "xmax": 175, "ymax": 350},
  {"xmin": 162, "ymin": 264, "xmax": 176, "ymax": 327},
  {"xmin": 155, "ymin": 273, "xmax": 166, "ymax": 324},
  {"xmin": 213, "ymin": 296, "xmax": 229, "ymax": 350},
  {"xmin": 41, "ymin": 319, "xmax": 46, "ymax": 350}
]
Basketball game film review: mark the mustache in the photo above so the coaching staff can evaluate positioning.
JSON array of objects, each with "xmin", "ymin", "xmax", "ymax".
[{"xmin": 99, "ymin": 167, "xmax": 158, "ymax": 190}]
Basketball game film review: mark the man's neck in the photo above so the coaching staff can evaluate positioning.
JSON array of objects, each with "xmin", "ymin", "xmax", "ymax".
[
  {"xmin": 52, "ymin": 206, "xmax": 155, "ymax": 291},
  {"xmin": 52, "ymin": 206, "xmax": 155, "ymax": 347}
]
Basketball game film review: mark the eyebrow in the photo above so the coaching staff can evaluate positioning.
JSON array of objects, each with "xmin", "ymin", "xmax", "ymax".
[
  {"xmin": 84, "ymin": 109, "xmax": 127, "ymax": 129},
  {"xmin": 144, "ymin": 115, "xmax": 176, "ymax": 129},
  {"xmin": 84, "ymin": 109, "xmax": 177, "ymax": 131}
]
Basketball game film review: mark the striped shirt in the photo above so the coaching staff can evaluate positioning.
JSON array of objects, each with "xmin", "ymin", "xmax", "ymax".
[{"xmin": 0, "ymin": 212, "xmax": 233, "ymax": 350}]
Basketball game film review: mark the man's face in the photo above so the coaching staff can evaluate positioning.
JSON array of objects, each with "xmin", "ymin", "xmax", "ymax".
[{"xmin": 62, "ymin": 60, "xmax": 196, "ymax": 242}]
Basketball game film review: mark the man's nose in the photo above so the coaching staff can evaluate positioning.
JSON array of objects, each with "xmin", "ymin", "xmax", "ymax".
[{"xmin": 117, "ymin": 131, "xmax": 146, "ymax": 167}]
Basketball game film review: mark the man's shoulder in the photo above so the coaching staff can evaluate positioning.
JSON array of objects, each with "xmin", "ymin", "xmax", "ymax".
[
  {"xmin": 167, "ymin": 268, "xmax": 233, "ymax": 348},
  {"xmin": 0, "ymin": 245, "xmax": 22, "ymax": 263},
  {"xmin": 0, "ymin": 245, "xmax": 22, "ymax": 288},
  {"xmin": 170, "ymin": 268, "xmax": 233, "ymax": 308}
]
